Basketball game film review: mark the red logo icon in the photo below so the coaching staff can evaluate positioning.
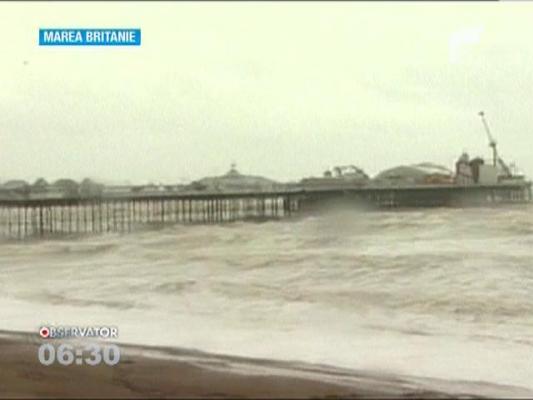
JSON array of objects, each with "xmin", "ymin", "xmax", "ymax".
[{"xmin": 39, "ymin": 327, "xmax": 50, "ymax": 338}]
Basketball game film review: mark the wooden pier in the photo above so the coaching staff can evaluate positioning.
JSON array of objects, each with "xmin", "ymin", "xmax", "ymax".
[
  {"xmin": 0, "ymin": 191, "xmax": 303, "ymax": 240},
  {"xmin": 0, "ymin": 182, "xmax": 530, "ymax": 240}
]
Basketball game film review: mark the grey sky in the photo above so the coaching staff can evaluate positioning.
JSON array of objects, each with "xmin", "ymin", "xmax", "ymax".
[{"xmin": 1, "ymin": 2, "xmax": 532, "ymax": 184}]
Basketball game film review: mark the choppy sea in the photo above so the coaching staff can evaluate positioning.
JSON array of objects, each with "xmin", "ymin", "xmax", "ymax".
[{"xmin": 1, "ymin": 206, "xmax": 532, "ymax": 392}]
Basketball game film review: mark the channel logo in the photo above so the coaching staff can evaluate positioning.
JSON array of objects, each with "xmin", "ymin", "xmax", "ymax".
[
  {"xmin": 39, "ymin": 326, "xmax": 50, "ymax": 338},
  {"xmin": 38, "ymin": 325, "xmax": 118, "ymax": 339}
]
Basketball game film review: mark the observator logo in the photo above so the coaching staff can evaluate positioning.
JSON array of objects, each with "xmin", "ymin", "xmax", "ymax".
[
  {"xmin": 39, "ymin": 326, "xmax": 50, "ymax": 338},
  {"xmin": 39, "ymin": 28, "xmax": 141, "ymax": 46},
  {"xmin": 39, "ymin": 325, "xmax": 119, "ymax": 339}
]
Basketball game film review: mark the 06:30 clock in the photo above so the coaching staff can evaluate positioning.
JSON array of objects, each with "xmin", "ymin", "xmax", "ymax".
[{"xmin": 38, "ymin": 343, "xmax": 120, "ymax": 366}]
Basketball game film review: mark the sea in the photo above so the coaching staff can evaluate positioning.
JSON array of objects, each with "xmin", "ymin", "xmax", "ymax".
[{"xmin": 1, "ymin": 205, "xmax": 532, "ymax": 393}]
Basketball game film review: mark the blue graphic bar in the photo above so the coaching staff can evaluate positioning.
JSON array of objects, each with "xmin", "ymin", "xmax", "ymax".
[{"xmin": 39, "ymin": 29, "xmax": 141, "ymax": 46}]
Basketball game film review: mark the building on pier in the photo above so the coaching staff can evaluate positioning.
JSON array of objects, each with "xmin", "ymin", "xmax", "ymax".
[
  {"xmin": 80, "ymin": 178, "xmax": 105, "ymax": 197},
  {"xmin": 373, "ymin": 163, "xmax": 454, "ymax": 186},
  {"xmin": 28, "ymin": 178, "xmax": 64, "ymax": 199},
  {"xmin": 0, "ymin": 180, "xmax": 30, "ymax": 200},
  {"xmin": 299, "ymin": 165, "xmax": 369, "ymax": 189},
  {"xmin": 3, "ymin": 180, "xmax": 30, "ymax": 190},
  {"xmin": 454, "ymin": 151, "xmax": 527, "ymax": 186},
  {"xmin": 187, "ymin": 163, "xmax": 282, "ymax": 192},
  {"xmin": 53, "ymin": 179, "xmax": 79, "ymax": 197}
]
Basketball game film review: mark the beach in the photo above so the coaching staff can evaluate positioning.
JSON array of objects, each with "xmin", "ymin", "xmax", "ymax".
[{"xmin": 3, "ymin": 330, "xmax": 532, "ymax": 399}]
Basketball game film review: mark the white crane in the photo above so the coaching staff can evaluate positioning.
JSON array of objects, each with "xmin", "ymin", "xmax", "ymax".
[
  {"xmin": 478, "ymin": 111, "xmax": 497, "ymax": 167},
  {"xmin": 478, "ymin": 111, "xmax": 512, "ymax": 177}
]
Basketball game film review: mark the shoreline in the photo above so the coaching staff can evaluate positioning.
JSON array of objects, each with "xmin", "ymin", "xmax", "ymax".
[{"xmin": 1, "ymin": 330, "xmax": 532, "ymax": 399}]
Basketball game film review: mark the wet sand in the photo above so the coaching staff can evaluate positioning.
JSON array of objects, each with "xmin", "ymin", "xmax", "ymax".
[{"xmin": 0, "ymin": 331, "xmax": 530, "ymax": 399}]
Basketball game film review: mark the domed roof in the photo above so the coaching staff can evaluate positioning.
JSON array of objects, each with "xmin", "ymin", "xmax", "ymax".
[
  {"xmin": 410, "ymin": 162, "xmax": 453, "ymax": 175},
  {"xmin": 3, "ymin": 180, "xmax": 29, "ymax": 189},
  {"xmin": 53, "ymin": 178, "xmax": 79, "ymax": 188},
  {"xmin": 193, "ymin": 164, "xmax": 279, "ymax": 191},
  {"xmin": 33, "ymin": 178, "xmax": 49, "ymax": 188},
  {"xmin": 375, "ymin": 163, "xmax": 452, "ymax": 183}
]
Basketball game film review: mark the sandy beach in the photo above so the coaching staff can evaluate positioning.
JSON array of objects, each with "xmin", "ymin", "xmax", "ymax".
[{"xmin": 1, "ymin": 330, "xmax": 532, "ymax": 399}]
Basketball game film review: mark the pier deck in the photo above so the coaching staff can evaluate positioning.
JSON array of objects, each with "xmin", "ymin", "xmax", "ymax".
[{"xmin": 0, "ymin": 182, "xmax": 530, "ymax": 239}]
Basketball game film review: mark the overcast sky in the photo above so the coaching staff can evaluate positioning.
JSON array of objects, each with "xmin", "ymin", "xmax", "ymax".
[{"xmin": 1, "ymin": 2, "xmax": 532, "ymax": 184}]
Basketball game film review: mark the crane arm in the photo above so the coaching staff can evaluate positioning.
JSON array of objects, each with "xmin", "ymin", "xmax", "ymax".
[
  {"xmin": 478, "ymin": 111, "xmax": 499, "ymax": 167},
  {"xmin": 478, "ymin": 111, "xmax": 496, "ymax": 145}
]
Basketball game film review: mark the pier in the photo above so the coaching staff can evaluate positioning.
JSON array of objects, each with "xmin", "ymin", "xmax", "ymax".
[
  {"xmin": 0, "ymin": 181, "xmax": 530, "ymax": 240},
  {"xmin": 0, "ymin": 191, "xmax": 302, "ymax": 240}
]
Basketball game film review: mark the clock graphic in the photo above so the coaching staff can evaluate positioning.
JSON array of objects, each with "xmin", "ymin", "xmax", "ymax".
[{"xmin": 38, "ymin": 343, "xmax": 121, "ymax": 366}]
